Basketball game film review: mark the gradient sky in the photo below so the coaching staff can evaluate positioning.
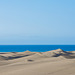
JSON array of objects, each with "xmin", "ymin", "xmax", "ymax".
[{"xmin": 0, "ymin": 0, "xmax": 75, "ymax": 45}]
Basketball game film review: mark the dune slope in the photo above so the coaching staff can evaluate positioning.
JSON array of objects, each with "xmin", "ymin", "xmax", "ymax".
[{"xmin": 0, "ymin": 49, "xmax": 75, "ymax": 75}]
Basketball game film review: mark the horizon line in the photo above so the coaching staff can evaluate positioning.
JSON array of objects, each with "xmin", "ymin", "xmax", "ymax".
[{"xmin": 0, "ymin": 44, "xmax": 75, "ymax": 45}]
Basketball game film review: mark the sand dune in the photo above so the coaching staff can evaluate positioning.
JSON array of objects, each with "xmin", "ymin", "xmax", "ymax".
[{"xmin": 0, "ymin": 49, "xmax": 75, "ymax": 75}]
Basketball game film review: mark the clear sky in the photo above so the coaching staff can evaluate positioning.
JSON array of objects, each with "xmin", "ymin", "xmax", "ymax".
[{"xmin": 0, "ymin": 0, "xmax": 75, "ymax": 45}]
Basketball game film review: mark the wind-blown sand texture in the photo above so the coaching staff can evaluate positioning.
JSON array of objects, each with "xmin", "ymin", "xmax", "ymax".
[{"xmin": 0, "ymin": 49, "xmax": 75, "ymax": 75}]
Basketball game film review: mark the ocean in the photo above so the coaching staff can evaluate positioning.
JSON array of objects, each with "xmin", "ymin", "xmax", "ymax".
[{"xmin": 0, "ymin": 45, "xmax": 75, "ymax": 52}]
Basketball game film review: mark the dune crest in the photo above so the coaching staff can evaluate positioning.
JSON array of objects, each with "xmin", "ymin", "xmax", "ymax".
[{"xmin": 0, "ymin": 49, "xmax": 75, "ymax": 60}]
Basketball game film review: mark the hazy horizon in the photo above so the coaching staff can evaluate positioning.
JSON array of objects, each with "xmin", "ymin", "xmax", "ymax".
[{"xmin": 0, "ymin": 0, "xmax": 75, "ymax": 45}]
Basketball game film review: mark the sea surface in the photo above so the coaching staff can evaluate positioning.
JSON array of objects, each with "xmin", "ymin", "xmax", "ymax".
[{"xmin": 0, "ymin": 45, "xmax": 75, "ymax": 52}]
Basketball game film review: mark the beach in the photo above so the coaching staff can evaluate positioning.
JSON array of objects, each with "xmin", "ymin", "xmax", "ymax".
[{"xmin": 0, "ymin": 49, "xmax": 75, "ymax": 75}]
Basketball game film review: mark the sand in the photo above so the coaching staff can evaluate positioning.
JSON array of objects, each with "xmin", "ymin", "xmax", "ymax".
[{"xmin": 0, "ymin": 49, "xmax": 75, "ymax": 75}]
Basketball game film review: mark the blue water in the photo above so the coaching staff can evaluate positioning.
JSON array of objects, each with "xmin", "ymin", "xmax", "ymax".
[{"xmin": 0, "ymin": 45, "xmax": 75, "ymax": 52}]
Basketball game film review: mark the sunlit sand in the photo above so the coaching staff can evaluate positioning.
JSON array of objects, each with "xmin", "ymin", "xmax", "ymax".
[{"xmin": 0, "ymin": 49, "xmax": 75, "ymax": 75}]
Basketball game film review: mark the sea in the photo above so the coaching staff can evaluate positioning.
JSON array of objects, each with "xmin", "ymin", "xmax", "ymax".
[{"xmin": 0, "ymin": 45, "xmax": 75, "ymax": 52}]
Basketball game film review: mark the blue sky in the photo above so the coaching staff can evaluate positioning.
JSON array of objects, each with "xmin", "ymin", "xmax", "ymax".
[{"xmin": 0, "ymin": 0, "xmax": 75, "ymax": 45}]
